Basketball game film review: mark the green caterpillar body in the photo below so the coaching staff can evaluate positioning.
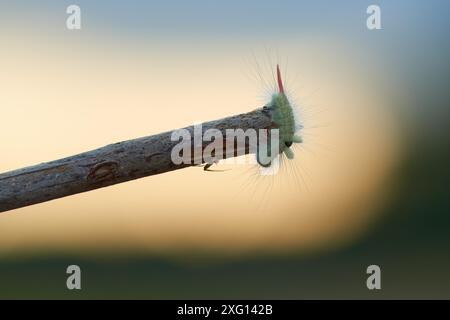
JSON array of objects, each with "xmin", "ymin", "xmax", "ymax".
[{"xmin": 257, "ymin": 65, "xmax": 303, "ymax": 167}]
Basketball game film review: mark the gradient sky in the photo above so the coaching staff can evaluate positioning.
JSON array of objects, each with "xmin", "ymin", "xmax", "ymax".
[{"xmin": 1, "ymin": 1, "xmax": 448, "ymax": 256}]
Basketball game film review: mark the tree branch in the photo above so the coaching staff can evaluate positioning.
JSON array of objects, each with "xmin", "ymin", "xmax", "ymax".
[{"xmin": 0, "ymin": 108, "xmax": 273, "ymax": 213}]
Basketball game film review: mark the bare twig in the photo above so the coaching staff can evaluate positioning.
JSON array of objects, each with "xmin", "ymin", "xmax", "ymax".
[{"xmin": 0, "ymin": 108, "xmax": 273, "ymax": 213}]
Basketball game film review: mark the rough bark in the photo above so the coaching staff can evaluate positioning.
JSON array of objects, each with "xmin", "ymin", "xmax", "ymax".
[{"xmin": 0, "ymin": 108, "xmax": 273, "ymax": 213}]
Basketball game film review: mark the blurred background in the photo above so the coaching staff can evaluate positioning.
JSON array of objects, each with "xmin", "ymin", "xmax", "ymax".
[{"xmin": 0, "ymin": 0, "xmax": 449, "ymax": 299}]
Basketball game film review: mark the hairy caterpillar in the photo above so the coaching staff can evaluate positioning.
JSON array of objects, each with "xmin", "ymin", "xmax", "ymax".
[{"xmin": 256, "ymin": 64, "xmax": 303, "ymax": 168}]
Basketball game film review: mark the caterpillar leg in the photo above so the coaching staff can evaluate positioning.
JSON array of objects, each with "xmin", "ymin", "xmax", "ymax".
[
  {"xmin": 202, "ymin": 160, "xmax": 229, "ymax": 172},
  {"xmin": 203, "ymin": 163, "xmax": 214, "ymax": 171},
  {"xmin": 284, "ymin": 147, "xmax": 295, "ymax": 159},
  {"xmin": 292, "ymin": 135, "xmax": 303, "ymax": 143}
]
